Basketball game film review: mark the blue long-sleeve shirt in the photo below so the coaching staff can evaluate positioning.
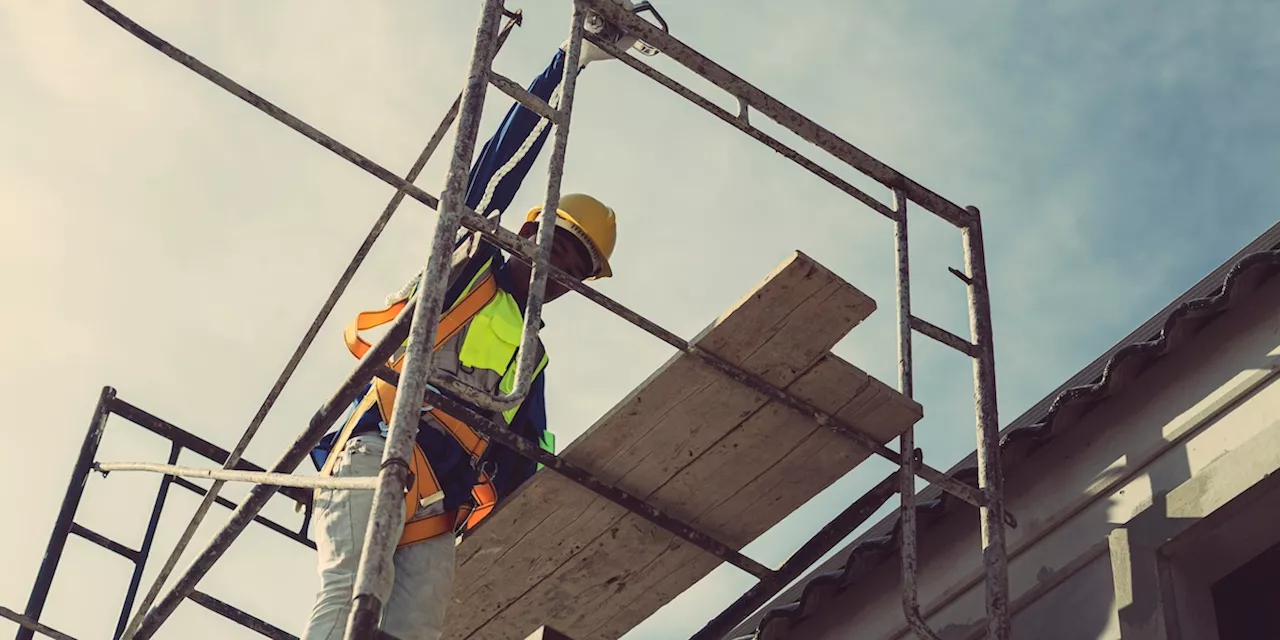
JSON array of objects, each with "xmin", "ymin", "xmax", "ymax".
[
  {"xmin": 463, "ymin": 50, "xmax": 565, "ymax": 219},
  {"xmin": 311, "ymin": 50, "xmax": 571, "ymax": 505}
]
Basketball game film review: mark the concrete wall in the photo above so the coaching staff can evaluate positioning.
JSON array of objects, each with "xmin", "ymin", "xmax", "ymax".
[{"xmin": 789, "ymin": 273, "xmax": 1280, "ymax": 640}]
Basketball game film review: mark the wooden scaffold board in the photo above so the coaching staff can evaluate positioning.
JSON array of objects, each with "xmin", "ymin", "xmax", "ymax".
[{"xmin": 444, "ymin": 252, "xmax": 923, "ymax": 640}]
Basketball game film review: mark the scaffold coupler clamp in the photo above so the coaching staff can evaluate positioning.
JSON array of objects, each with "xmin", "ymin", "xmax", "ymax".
[{"xmin": 586, "ymin": 0, "xmax": 670, "ymax": 57}]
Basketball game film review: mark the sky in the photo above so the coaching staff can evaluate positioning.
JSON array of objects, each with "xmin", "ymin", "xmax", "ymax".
[{"xmin": 1, "ymin": 1, "xmax": 1277, "ymax": 639}]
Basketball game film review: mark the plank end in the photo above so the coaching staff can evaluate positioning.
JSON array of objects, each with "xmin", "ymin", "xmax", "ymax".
[{"xmin": 689, "ymin": 251, "xmax": 877, "ymax": 357}]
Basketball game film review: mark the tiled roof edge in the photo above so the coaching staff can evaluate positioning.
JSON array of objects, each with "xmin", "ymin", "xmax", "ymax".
[{"xmin": 746, "ymin": 248, "xmax": 1280, "ymax": 640}]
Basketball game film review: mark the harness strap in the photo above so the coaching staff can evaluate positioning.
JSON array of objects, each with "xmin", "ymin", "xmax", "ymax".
[
  {"xmin": 324, "ymin": 271, "xmax": 502, "ymax": 548},
  {"xmin": 398, "ymin": 439, "xmax": 452, "ymax": 548},
  {"xmin": 343, "ymin": 274, "xmax": 499, "ymax": 364},
  {"xmin": 370, "ymin": 379, "xmax": 491, "ymax": 464},
  {"xmin": 318, "ymin": 391, "xmax": 379, "ymax": 478},
  {"xmin": 464, "ymin": 472, "xmax": 498, "ymax": 531},
  {"xmin": 342, "ymin": 302, "xmax": 405, "ymax": 361}
]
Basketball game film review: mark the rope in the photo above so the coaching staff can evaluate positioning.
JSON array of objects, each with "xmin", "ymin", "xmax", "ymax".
[
  {"xmin": 390, "ymin": 83, "xmax": 565, "ymax": 305},
  {"xmin": 475, "ymin": 85, "xmax": 563, "ymax": 219},
  {"xmin": 118, "ymin": 15, "xmax": 523, "ymax": 640},
  {"xmin": 93, "ymin": 462, "xmax": 385, "ymax": 490}
]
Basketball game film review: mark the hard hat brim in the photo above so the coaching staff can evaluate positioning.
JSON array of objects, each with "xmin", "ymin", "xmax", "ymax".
[{"xmin": 526, "ymin": 205, "xmax": 612, "ymax": 279}]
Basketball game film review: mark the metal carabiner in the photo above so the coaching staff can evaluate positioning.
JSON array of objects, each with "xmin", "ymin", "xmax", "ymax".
[
  {"xmin": 628, "ymin": 1, "xmax": 670, "ymax": 56},
  {"xmin": 585, "ymin": 1, "xmax": 671, "ymax": 57}
]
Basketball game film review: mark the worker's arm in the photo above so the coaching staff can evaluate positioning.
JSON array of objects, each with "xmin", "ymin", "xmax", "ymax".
[
  {"xmin": 387, "ymin": 49, "xmax": 578, "ymax": 308},
  {"xmin": 463, "ymin": 48, "xmax": 571, "ymax": 219},
  {"xmin": 453, "ymin": 51, "xmax": 569, "ymax": 506}
]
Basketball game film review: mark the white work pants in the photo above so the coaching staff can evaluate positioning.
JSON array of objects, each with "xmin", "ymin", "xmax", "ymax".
[{"xmin": 302, "ymin": 435, "xmax": 456, "ymax": 640}]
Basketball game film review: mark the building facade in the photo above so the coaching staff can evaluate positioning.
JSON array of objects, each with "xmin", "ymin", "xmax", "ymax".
[{"xmin": 731, "ymin": 223, "xmax": 1280, "ymax": 640}]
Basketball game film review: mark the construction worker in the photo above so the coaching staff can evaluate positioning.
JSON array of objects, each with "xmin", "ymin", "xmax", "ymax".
[{"xmin": 299, "ymin": 38, "xmax": 621, "ymax": 640}]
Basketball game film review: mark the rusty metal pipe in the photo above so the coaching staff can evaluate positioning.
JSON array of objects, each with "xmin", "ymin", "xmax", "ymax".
[
  {"xmin": 582, "ymin": 32, "xmax": 896, "ymax": 221},
  {"xmin": 689, "ymin": 470, "xmax": 899, "ymax": 640},
  {"xmin": 962, "ymin": 207, "xmax": 1011, "ymax": 640},
  {"xmin": 375, "ymin": 367, "xmax": 775, "ymax": 581},
  {"xmin": 344, "ymin": 1, "xmax": 508, "ymax": 637},
  {"xmin": 125, "ymin": 288, "xmax": 416, "ymax": 638},
  {"xmin": 577, "ymin": 0, "xmax": 972, "ymax": 228},
  {"xmin": 492, "ymin": 0, "xmax": 588, "ymax": 414},
  {"xmin": 114, "ymin": 12, "xmax": 522, "ymax": 640},
  {"xmin": 489, "ymin": 71, "xmax": 563, "ymax": 124},
  {"xmin": 893, "ymin": 192, "xmax": 943, "ymax": 640},
  {"xmin": 910, "ymin": 315, "xmax": 978, "ymax": 358}
]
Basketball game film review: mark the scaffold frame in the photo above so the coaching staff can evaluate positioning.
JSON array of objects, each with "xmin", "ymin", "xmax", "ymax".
[{"xmin": 12, "ymin": 1, "xmax": 1012, "ymax": 639}]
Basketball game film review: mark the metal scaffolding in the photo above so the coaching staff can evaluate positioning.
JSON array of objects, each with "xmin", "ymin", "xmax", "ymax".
[{"xmin": 12, "ymin": 1, "xmax": 1012, "ymax": 639}]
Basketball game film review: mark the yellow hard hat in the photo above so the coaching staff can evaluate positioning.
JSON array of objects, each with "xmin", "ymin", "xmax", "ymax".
[{"xmin": 525, "ymin": 193, "xmax": 617, "ymax": 279}]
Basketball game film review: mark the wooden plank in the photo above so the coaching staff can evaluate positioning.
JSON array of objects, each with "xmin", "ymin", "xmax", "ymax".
[
  {"xmin": 573, "ymin": 367, "xmax": 923, "ymax": 639},
  {"xmin": 580, "ymin": 275, "xmax": 871, "ymax": 501},
  {"xmin": 443, "ymin": 252, "xmax": 900, "ymax": 640},
  {"xmin": 450, "ymin": 251, "xmax": 866, "ymax": 575},
  {"xmin": 454, "ymin": 251, "xmax": 870, "ymax": 569},
  {"xmin": 556, "ymin": 252, "xmax": 875, "ymax": 487},
  {"xmin": 694, "ymin": 375, "xmax": 921, "ymax": 545},
  {"xmin": 468, "ymin": 356, "xmax": 922, "ymax": 639},
  {"xmin": 635, "ymin": 355, "xmax": 871, "ymax": 538},
  {"xmin": 525, "ymin": 355, "xmax": 870, "ymax": 639}
]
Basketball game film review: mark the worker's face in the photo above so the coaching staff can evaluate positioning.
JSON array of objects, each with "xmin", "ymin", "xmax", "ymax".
[{"xmin": 512, "ymin": 221, "xmax": 594, "ymax": 302}]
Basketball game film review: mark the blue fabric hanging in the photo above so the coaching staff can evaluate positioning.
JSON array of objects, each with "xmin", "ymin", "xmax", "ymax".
[{"xmin": 460, "ymin": 49, "xmax": 570, "ymax": 240}]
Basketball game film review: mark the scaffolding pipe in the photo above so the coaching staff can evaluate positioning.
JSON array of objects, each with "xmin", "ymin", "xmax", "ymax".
[
  {"xmin": 581, "ymin": 32, "xmax": 897, "ymax": 221},
  {"xmin": 892, "ymin": 192, "xmax": 943, "ymax": 640},
  {"xmin": 576, "ymin": 0, "xmax": 973, "ymax": 228},
  {"xmin": 113, "ymin": 443, "xmax": 180, "ymax": 640},
  {"xmin": 75, "ymin": 5, "xmax": 1014, "ymax": 638},
  {"xmin": 377, "ymin": 367, "xmax": 774, "ymax": 581},
  {"xmin": 78, "ymin": 0, "xmax": 1006, "ymax": 518},
  {"xmin": 962, "ymin": 207, "xmax": 1011, "ymax": 640},
  {"xmin": 910, "ymin": 315, "xmax": 978, "ymax": 358},
  {"xmin": 16, "ymin": 386, "xmax": 113, "ymax": 640},
  {"xmin": 1, "ymin": 606, "xmax": 77, "ymax": 640},
  {"xmin": 688, "ymin": 469, "xmax": 899, "ymax": 640},
  {"xmin": 344, "ymin": 0, "xmax": 510, "ymax": 636},
  {"xmin": 116, "ymin": 12, "xmax": 523, "ymax": 638},
  {"xmin": 489, "ymin": 71, "xmax": 563, "ymax": 124},
  {"xmin": 168, "ymin": 476, "xmax": 316, "ymax": 549},
  {"xmin": 126, "ymin": 291, "xmax": 417, "ymax": 639},
  {"xmin": 187, "ymin": 591, "xmax": 297, "ymax": 640},
  {"xmin": 92, "ymin": 462, "xmax": 389, "ymax": 491},
  {"xmin": 473, "ymin": 0, "xmax": 588, "ymax": 417}
]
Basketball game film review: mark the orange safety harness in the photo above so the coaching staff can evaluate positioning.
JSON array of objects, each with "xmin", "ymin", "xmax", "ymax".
[{"xmin": 320, "ymin": 273, "xmax": 503, "ymax": 547}]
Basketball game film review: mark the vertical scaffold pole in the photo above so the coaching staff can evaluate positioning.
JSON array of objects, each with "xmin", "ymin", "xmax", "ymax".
[
  {"xmin": 962, "ymin": 206, "xmax": 1010, "ymax": 640},
  {"xmin": 516, "ymin": 0, "xmax": 587, "ymax": 408},
  {"xmin": 16, "ymin": 387, "xmax": 115, "ymax": 640},
  {"xmin": 345, "ymin": 3, "xmax": 588, "ymax": 636},
  {"xmin": 892, "ymin": 193, "xmax": 943, "ymax": 640},
  {"xmin": 342, "ymin": 0, "xmax": 509, "ymax": 636}
]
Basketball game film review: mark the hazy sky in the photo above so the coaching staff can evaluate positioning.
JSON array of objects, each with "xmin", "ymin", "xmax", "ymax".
[{"xmin": 2, "ymin": 1, "xmax": 1277, "ymax": 639}]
